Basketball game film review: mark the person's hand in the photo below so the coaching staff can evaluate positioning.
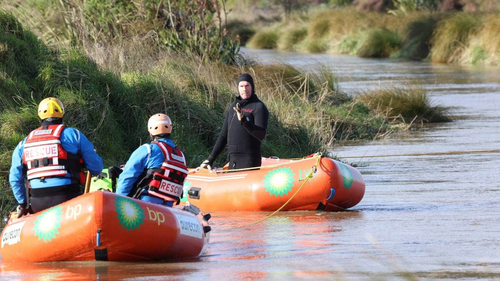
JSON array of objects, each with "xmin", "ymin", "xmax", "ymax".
[
  {"xmin": 17, "ymin": 203, "xmax": 30, "ymax": 218},
  {"xmin": 233, "ymin": 103, "xmax": 243, "ymax": 121},
  {"xmin": 95, "ymin": 172, "xmax": 108, "ymax": 180},
  {"xmin": 199, "ymin": 159, "xmax": 212, "ymax": 170}
]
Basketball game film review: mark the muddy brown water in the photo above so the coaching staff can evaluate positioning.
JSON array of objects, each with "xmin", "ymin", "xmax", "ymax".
[{"xmin": 2, "ymin": 48, "xmax": 500, "ymax": 280}]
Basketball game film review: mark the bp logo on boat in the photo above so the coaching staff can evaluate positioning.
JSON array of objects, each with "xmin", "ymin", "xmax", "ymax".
[
  {"xmin": 264, "ymin": 167, "xmax": 295, "ymax": 197},
  {"xmin": 34, "ymin": 206, "xmax": 63, "ymax": 242},
  {"xmin": 115, "ymin": 197, "xmax": 145, "ymax": 231},
  {"xmin": 338, "ymin": 163, "xmax": 353, "ymax": 189}
]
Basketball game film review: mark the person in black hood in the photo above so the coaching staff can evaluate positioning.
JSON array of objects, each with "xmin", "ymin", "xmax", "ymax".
[{"xmin": 199, "ymin": 73, "xmax": 269, "ymax": 170}]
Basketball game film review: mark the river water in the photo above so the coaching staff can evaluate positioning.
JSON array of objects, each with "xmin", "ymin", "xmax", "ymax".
[{"xmin": 2, "ymin": 48, "xmax": 500, "ymax": 280}]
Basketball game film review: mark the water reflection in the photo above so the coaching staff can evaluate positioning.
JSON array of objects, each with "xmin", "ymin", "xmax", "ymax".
[
  {"xmin": 201, "ymin": 211, "xmax": 364, "ymax": 279},
  {"xmin": 0, "ymin": 260, "xmax": 208, "ymax": 280}
]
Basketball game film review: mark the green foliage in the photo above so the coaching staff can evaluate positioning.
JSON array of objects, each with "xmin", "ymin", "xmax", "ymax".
[
  {"xmin": 388, "ymin": 0, "xmax": 438, "ymax": 15},
  {"xmin": 357, "ymin": 28, "xmax": 401, "ymax": 58},
  {"xmin": 327, "ymin": 102, "xmax": 389, "ymax": 141},
  {"xmin": 357, "ymin": 85, "xmax": 452, "ymax": 123},
  {"xmin": 247, "ymin": 28, "xmax": 279, "ymax": 49},
  {"xmin": 469, "ymin": 46, "xmax": 488, "ymax": 65},
  {"xmin": 329, "ymin": 0, "xmax": 354, "ymax": 7},
  {"xmin": 399, "ymin": 15, "xmax": 438, "ymax": 60},
  {"xmin": 277, "ymin": 25, "xmax": 307, "ymax": 51},
  {"xmin": 431, "ymin": 13, "xmax": 482, "ymax": 64},
  {"xmin": 338, "ymin": 34, "xmax": 361, "ymax": 55},
  {"xmin": 1, "ymin": 0, "xmax": 241, "ymax": 64},
  {"xmin": 226, "ymin": 20, "xmax": 256, "ymax": 45}
]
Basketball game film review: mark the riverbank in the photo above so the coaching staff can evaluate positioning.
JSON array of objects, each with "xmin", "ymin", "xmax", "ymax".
[
  {"xmin": 242, "ymin": 8, "xmax": 500, "ymax": 66},
  {"xmin": 0, "ymin": 8, "xmax": 450, "ymax": 218}
]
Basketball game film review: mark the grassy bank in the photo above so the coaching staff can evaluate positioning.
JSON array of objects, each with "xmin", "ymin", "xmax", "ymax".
[
  {"xmin": 0, "ymin": 8, "xmax": 450, "ymax": 218},
  {"xmin": 245, "ymin": 8, "xmax": 500, "ymax": 65}
]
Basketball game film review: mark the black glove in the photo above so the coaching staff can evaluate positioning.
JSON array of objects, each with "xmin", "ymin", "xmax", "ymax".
[
  {"xmin": 17, "ymin": 203, "xmax": 30, "ymax": 218},
  {"xmin": 108, "ymin": 166, "xmax": 123, "ymax": 178},
  {"xmin": 108, "ymin": 166, "xmax": 123, "ymax": 191},
  {"xmin": 94, "ymin": 172, "xmax": 108, "ymax": 181}
]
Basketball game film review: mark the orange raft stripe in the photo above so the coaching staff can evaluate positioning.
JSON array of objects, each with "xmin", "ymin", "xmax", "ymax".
[{"xmin": 0, "ymin": 192, "xmax": 209, "ymax": 262}]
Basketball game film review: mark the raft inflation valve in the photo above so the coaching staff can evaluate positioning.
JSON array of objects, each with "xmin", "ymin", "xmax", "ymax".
[
  {"xmin": 203, "ymin": 213, "xmax": 211, "ymax": 221},
  {"xmin": 188, "ymin": 187, "xmax": 201, "ymax": 199},
  {"xmin": 327, "ymin": 188, "xmax": 335, "ymax": 201},
  {"xmin": 96, "ymin": 229, "xmax": 102, "ymax": 246}
]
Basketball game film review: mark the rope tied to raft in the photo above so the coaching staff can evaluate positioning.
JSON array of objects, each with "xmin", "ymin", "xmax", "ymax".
[
  {"xmin": 336, "ymin": 148, "xmax": 500, "ymax": 159},
  {"xmin": 235, "ymin": 153, "xmax": 323, "ymax": 228}
]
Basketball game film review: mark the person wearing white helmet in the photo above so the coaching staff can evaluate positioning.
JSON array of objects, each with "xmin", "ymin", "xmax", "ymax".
[
  {"xmin": 9, "ymin": 97, "xmax": 103, "ymax": 216},
  {"xmin": 116, "ymin": 113, "xmax": 188, "ymax": 206}
]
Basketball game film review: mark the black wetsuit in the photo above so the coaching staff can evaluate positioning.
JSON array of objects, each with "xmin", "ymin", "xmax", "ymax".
[{"xmin": 208, "ymin": 94, "xmax": 269, "ymax": 169}]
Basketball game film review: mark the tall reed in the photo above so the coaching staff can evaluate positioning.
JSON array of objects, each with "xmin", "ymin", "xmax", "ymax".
[{"xmin": 430, "ymin": 13, "xmax": 482, "ymax": 64}]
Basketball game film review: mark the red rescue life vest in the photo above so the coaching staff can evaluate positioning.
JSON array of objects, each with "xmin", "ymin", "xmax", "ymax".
[
  {"xmin": 22, "ymin": 124, "xmax": 84, "ymax": 183},
  {"xmin": 146, "ymin": 141, "xmax": 188, "ymax": 204}
]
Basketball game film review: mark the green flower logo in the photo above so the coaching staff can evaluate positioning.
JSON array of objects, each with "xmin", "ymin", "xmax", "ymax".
[
  {"xmin": 115, "ymin": 197, "xmax": 145, "ymax": 231},
  {"xmin": 339, "ymin": 163, "xmax": 353, "ymax": 189},
  {"xmin": 181, "ymin": 181, "xmax": 191, "ymax": 202},
  {"xmin": 264, "ymin": 167, "xmax": 295, "ymax": 197},
  {"xmin": 34, "ymin": 206, "xmax": 63, "ymax": 242}
]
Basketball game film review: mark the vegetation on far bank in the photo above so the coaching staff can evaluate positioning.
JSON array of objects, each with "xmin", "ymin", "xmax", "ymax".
[
  {"xmin": 0, "ymin": 2, "xmax": 452, "ymax": 217},
  {"xmin": 234, "ymin": 3, "xmax": 500, "ymax": 66}
]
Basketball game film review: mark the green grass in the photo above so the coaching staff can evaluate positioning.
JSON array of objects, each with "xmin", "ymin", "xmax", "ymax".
[
  {"xmin": 431, "ymin": 13, "xmax": 482, "ymax": 64},
  {"xmin": 246, "ymin": 28, "xmax": 279, "ymax": 49},
  {"xmin": 357, "ymin": 28, "xmax": 401, "ymax": 58},
  {"xmin": 239, "ymin": 6, "xmax": 500, "ymax": 65},
  {"xmin": 277, "ymin": 24, "xmax": 308, "ymax": 51},
  {"xmin": 357, "ymin": 85, "xmax": 452, "ymax": 124},
  {"xmin": 399, "ymin": 14, "xmax": 439, "ymax": 60}
]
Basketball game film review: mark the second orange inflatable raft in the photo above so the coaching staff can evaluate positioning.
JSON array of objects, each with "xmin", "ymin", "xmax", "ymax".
[
  {"xmin": 182, "ymin": 154, "xmax": 365, "ymax": 212},
  {"xmin": 0, "ymin": 191, "xmax": 210, "ymax": 262}
]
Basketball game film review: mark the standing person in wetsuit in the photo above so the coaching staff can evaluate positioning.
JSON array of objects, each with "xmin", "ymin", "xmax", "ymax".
[
  {"xmin": 116, "ymin": 113, "xmax": 188, "ymax": 207},
  {"xmin": 199, "ymin": 73, "xmax": 269, "ymax": 170},
  {"xmin": 9, "ymin": 97, "xmax": 103, "ymax": 216}
]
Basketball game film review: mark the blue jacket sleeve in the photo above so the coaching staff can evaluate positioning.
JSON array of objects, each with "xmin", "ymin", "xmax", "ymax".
[
  {"xmin": 61, "ymin": 128, "xmax": 103, "ymax": 175},
  {"xmin": 9, "ymin": 139, "xmax": 27, "ymax": 205},
  {"xmin": 116, "ymin": 145, "xmax": 149, "ymax": 196}
]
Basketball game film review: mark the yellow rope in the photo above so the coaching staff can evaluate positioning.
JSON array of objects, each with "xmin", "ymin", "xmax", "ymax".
[
  {"xmin": 337, "ymin": 148, "xmax": 500, "ymax": 159},
  {"xmin": 235, "ymin": 155, "xmax": 322, "ymax": 228}
]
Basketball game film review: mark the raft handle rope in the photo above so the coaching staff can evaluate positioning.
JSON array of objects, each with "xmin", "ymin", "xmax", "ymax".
[
  {"xmin": 235, "ymin": 154, "xmax": 322, "ymax": 228},
  {"xmin": 337, "ymin": 148, "xmax": 500, "ymax": 159},
  {"xmin": 194, "ymin": 153, "xmax": 322, "ymax": 175}
]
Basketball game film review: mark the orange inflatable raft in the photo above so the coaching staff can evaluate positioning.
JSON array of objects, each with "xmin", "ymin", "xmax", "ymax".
[
  {"xmin": 0, "ymin": 191, "xmax": 210, "ymax": 262},
  {"xmin": 182, "ymin": 154, "xmax": 365, "ymax": 212}
]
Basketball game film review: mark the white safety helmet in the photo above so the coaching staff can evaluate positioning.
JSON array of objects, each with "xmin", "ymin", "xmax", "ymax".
[{"xmin": 148, "ymin": 113, "xmax": 172, "ymax": 136}]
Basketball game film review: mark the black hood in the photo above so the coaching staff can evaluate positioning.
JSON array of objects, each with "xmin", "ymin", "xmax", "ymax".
[{"xmin": 237, "ymin": 73, "xmax": 255, "ymax": 96}]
